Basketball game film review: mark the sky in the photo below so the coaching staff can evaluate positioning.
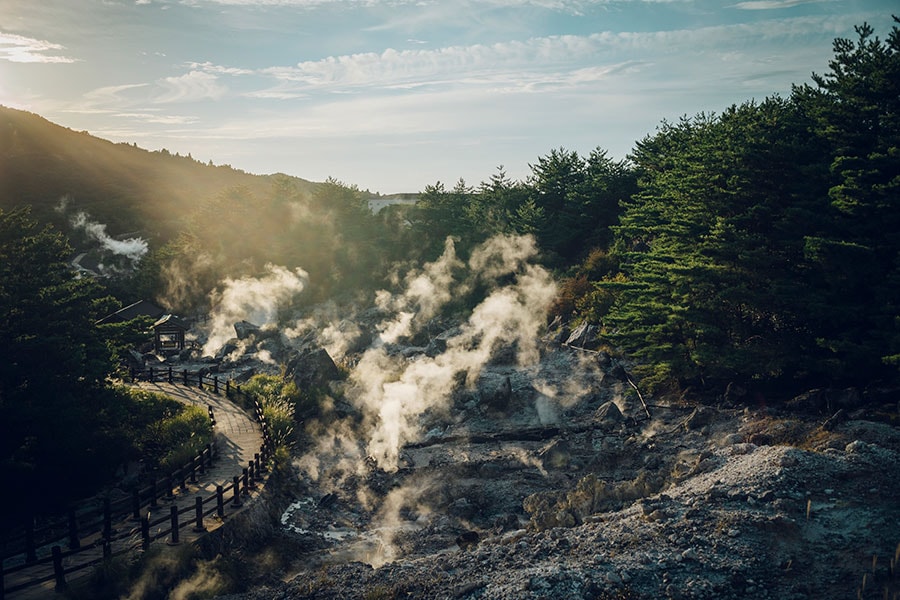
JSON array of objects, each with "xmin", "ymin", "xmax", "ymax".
[{"xmin": 0, "ymin": 1, "xmax": 895, "ymax": 194}]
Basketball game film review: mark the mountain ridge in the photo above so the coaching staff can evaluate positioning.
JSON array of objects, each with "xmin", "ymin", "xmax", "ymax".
[{"xmin": 0, "ymin": 105, "xmax": 320, "ymax": 242}]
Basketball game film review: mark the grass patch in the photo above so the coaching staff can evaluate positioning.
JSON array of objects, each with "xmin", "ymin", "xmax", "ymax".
[{"xmin": 739, "ymin": 415, "xmax": 846, "ymax": 452}]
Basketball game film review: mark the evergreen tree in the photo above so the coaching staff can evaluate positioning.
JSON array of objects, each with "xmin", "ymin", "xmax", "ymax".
[
  {"xmin": 0, "ymin": 208, "xmax": 122, "ymax": 510},
  {"xmin": 794, "ymin": 17, "xmax": 900, "ymax": 377},
  {"xmin": 607, "ymin": 98, "xmax": 831, "ymax": 392}
]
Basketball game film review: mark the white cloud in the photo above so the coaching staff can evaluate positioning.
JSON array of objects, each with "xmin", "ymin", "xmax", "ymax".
[
  {"xmin": 186, "ymin": 60, "xmax": 255, "ymax": 76},
  {"xmin": 188, "ymin": 15, "xmax": 849, "ymax": 101},
  {"xmin": 114, "ymin": 112, "xmax": 199, "ymax": 124},
  {"xmin": 84, "ymin": 83, "xmax": 149, "ymax": 103},
  {"xmin": 732, "ymin": 0, "xmax": 830, "ymax": 9},
  {"xmin": 156, "ymin": 70, "xmax": 227, "ymax": 103},
  {"xmin": 0, "ymin": 31, "xmax": 76, "ymax": 63}
]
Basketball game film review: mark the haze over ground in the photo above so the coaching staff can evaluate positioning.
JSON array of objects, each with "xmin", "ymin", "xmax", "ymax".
[{"xmin": 0, "ymin": 0, "xmax": 894, "ymax": 192}]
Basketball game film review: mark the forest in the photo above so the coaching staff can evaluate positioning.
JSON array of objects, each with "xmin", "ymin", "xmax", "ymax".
[{"xmin": 0, "ymin": 17, "xmax": 898, "ymax": 523}]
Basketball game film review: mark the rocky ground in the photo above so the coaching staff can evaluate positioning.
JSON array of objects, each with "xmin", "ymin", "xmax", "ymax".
[{"xmin": 194, "ymin": 315, "xmax": 900, "ymax": 600}]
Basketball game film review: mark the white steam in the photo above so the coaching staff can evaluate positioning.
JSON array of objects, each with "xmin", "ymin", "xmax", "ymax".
[
  {"xmin": 284, "ymin": 302, "xmax": 366, "ymax": 363},
  {"xmin": 69, "ymin": 211, "xmax": 149, "ymax": 264},
  {"xmin": 347, "ymin": 234, "xmax": 557, "ymax": 471},
  {"xmin": 202, "ymin": 263, "xmax": 308, "ymax": 356},
  {"xmin": 375, "ymin": 236, "xmax": 463, "ymax": 344},
  {"xmin": 55, "ymin": 198, "xmax": 149, "ymax": 273}
]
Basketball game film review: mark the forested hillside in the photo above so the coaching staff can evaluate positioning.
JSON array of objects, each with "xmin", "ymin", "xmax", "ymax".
[{"xmin": 0, "ymin": 106, "xmax": 318, "ymax": 241}]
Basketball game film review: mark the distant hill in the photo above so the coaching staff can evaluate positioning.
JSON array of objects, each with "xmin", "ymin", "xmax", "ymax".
[{"xmin": 0, "ymin": 105, "xmax": 320, "ymax": 242}]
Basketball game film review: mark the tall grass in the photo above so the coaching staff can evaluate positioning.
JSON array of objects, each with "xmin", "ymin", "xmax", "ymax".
[{"xmin": 241, "ymin": 374, "xmax": 298, "ymax": 449}]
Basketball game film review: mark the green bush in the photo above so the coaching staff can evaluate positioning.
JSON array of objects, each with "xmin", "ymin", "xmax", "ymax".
[
  {"xmin": 125, "ymin": 390, "xmax": 213, "ymax": 474},
  {"xmin": 156, "ymin": 406, "xmax": 214, "ymax": 474},
  {"xmin": 242, "ymin": 374, "xmax": 298, "ymax": 449}
]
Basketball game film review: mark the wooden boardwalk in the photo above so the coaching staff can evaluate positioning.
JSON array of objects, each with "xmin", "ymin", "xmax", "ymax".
[{"xmin": 2, "ymin": 382, "xmax": 266, "ymax": 599}]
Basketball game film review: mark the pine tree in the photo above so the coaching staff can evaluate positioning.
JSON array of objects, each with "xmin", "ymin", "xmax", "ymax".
[
  {"xmin": 607, "ymin": 99, "xmax": 831, "ymax": 392},
  {"xmin": 794, "ymin": 17, "xmax": 900, "ymax": 379}
]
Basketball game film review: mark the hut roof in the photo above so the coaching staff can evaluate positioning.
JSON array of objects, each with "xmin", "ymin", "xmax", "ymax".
[
  {"xmin": 96, "ymin": 300, "xmax": 166, "ymax": 325},
  {"xmin": 152, "ymin": 314, "xmax": 189, "ymax": 331}
]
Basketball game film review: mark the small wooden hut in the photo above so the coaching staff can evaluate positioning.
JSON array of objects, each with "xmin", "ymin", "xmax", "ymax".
[{"xmin": 152, "ymin": 314, "xmax": 189, "ymax": 353}]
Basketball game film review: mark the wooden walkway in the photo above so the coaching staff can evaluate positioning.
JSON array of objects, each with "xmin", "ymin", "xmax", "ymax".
[{"xmin": 2, "ymin": 382, "xmax": 265, "ymax": 599}]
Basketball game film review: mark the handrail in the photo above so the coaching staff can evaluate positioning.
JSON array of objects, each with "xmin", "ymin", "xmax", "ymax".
[{"xmin": 0, "ymin": 371, "xmax": 273, "ymax": 598}]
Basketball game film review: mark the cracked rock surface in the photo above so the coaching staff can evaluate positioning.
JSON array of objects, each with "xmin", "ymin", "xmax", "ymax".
[{"xmin": 213, "ymin": 335, "xmax": 900, "ymax": 600}]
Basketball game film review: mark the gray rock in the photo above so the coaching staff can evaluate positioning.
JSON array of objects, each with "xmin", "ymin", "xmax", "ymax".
[
  {"xmin": 483, "ymin": 375, "xmax": 513, "ymax": 412},
  {"xmin": 285, "ymin": 346, "xmax": 340, "ymax": 390},
  {"xmin": 565, "ymin": 321, "xmax": 598, "ymax": 348},
  {"xmin": 233, "ymin": 320, "xmax": 261, "ymax": 340},
  {"xmin": 594, "ymin": 401, "xmax": 623, "ymax": 429}
]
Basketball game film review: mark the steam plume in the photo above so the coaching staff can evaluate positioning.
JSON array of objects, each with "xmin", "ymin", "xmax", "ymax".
[
  {"xmin": 348, "ymin": 234, "xmax": 557, "ymax": 471},
  {"xmin": 69, "ymin": 211, "xmax": 149, "ymax": 264},
  {"xmin": 202, "ymin": 263, "xmax": 308, "ymax": 356},
  {"xmin": 55, "ymin": 198, "xmax": 149, "ymax": 273}
]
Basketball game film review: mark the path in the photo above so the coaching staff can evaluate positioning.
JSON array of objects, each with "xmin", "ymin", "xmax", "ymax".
[{"xmin": 3, "ymin": 383, "xmax": 265, "ymax": 599}]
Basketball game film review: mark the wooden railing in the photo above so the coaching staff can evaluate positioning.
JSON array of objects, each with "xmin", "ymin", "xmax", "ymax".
[{"xmin": 0, "ymin": 371, "xmax": 273, "ymax": 598}]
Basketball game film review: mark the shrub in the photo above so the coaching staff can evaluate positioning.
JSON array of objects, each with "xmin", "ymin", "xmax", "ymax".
[
  {"xmin": 139, "ymin": 404, "xmax": 213, "ymax": 474},
  {"xmin": 156, "ymin": 406, "xmax": 214, "ymax": 474},
  {"xmin": 242, "ymin": 374, "xmax": 298, "ymax": 449}
]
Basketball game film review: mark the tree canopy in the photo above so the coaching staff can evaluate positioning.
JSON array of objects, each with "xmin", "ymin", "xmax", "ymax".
[{"xmin": 595, "ymin": 17, "xmax": 900, "ymax": 395}]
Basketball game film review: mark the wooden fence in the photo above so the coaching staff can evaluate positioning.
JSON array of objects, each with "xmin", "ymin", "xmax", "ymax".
[{"xmin": 0, "ymin": 371, "xmax": 273, "ymax": 598}]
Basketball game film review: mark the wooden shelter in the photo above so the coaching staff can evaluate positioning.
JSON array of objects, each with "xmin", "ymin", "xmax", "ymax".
[{"xmin": 152, "ymin": 314, "xmax": 189, "ymax": 353}]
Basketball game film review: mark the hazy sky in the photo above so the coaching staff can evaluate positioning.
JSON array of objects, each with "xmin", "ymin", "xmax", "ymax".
[{"xmin": 0, "ymin": 1, "xmax": 894, "ymax": 193}]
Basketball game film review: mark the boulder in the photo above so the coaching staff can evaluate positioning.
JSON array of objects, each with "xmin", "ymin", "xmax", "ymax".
[
  {"xmin": 285, "ymin": 346, "xmax": 340, "ymax": 390},
  {"xmin": 215, "ymin": 340, "xmax": 240, "ymax": 361},
  {"xmin": 543, "ymin": 315, "xmax": 570, "ymax": 344},
  {"xmin": 565, "ymin": 321, "xmax": 598, "ymax": 348},
  {"xmin": 426, "ymin": 326, "xmax": 463, "ymax": 357},
  {"xmin": 594, "ymin": 401, "xmax": 623, "ymax": 429},
  {"xmin": 539, "ymin": 438, "xmax": 571, "ymax": 469},
  {"xmin": 480, "ymin": 374, "xmax": 513, "ymax": 413},
  {"xmin": 234, "ymin": 320, "xmax": 261, "ymax": 340}
]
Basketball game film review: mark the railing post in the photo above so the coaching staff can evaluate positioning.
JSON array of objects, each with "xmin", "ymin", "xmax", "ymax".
[
  {"xmin": 216, "ymin": 485, "xmax": 225, "ymax": 518},
  {"xmin": 52, "ymin": 545, "xmax": 67, "ymax": 592},
  {"xmin": 189, "ymin": 455, "xmax": 198, "ymax": 483},
  {"xmin": 208, "ymin": 405, "xmax": 215, "ymax": 428},
  {"xmin": 198, "ymin": 372, "xmax": 203, "ymax": 390},
  {"xmin": 130, "ymin": 367, "xmax": 136, "ymax": 382},
  {"xmin": 168, "ymin": 506, "xmax": 180, "ymax": 545},
  {"xmin": 255, "ymin": 452, "xmax": 265, "ymax": 475},
  {"xmin": 206, "ymin": 443, "xmax": 214, "ymax": 467},
  {"xmin": 225, "ymin": 380, "xmax": 231, "ymax": 396},
  {"xmin": 103, "ymin": 536, "xmax": 111, "ymax": 559},
  {"xmin": 183, "ymin": 369, "xmax": 188, "ymax": 385},
  {"xmin": 178, "ymin": 467, "xmax": 187, "ymax": 492},
  {"xmin": 141, "ymin": 513, "xmax": 150, "ymax": 550},
  {"xmin": 149, "ymin": 366, "xmax": 155, "ymax": 382},
  {"xmin": 213, "ymin": 377, "xmax": 219, "ymax": 394},
  {"xmin": 132, "ymin": 488, "xmax": 142, "ymax": 520},
  {"xmin": 232, "ymin": 476, "xmax": 243, "ymax": 508},
  {"xmin": 248, "ymin": 461, "xmax": 257, "ymax": 490},
  {"xmin": 194, "ymin": 496, "xmax": 206, "ymax": 532},
  {"xmin": 67, "ymin": 507, "xmax": 80, "ymax": 550},
  {"xmin": 25, "ymin": 517, "xmax": 36, "ymax": 563},
  {"xmin": 103, "ymin": 497, "xmax": 112, "ymax": 540},
  {"xmin": 149, "ymin": 480, "xmax": 158, "ymax": 508},
  {"xmin": 165, "ymin": 475, "xmax": 175, "ymax": 500},
  {"xmin": 242, "ymin": 468, "xmax": 250, "ymax": 496},
  {"xmin": 168, "ymin": 366, "xmax": 173, "ymax": 384}
]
